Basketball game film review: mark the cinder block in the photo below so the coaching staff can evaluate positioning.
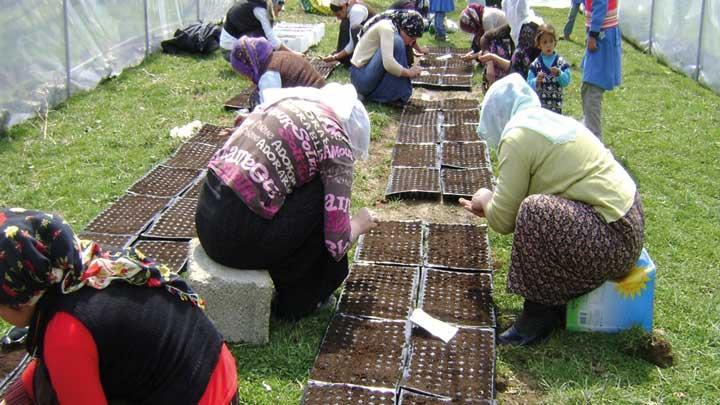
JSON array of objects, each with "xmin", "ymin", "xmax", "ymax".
[{"xmin": 187, "ymin": 239, "xmax": 275, "ymax": 344}]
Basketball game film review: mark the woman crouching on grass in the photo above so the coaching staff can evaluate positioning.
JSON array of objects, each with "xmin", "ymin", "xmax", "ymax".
[
  {"xmin": 0, "ymin": 208, "xmax": 238, "ymax": 404},
  {"xmin": 461, "ymin": 74, "xmax": 644, "ymax": 346}
]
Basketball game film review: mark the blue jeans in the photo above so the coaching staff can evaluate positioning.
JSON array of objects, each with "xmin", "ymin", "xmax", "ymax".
[
  {"xmin": 350, "ymin": 33, "xmax": 412, "ymax": 104},
  {"xmin": 434, "ymin": 12, "xmax": 446, "ymax": 37},
  {"xmin": 563, "ymin": 2, "xmax": 580, "ymax": 37}
]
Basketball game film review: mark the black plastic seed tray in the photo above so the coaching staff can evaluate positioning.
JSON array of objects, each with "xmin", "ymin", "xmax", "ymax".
[
  {"xmin": 440, "ymin": 75, "xmax": 473, "ymax": 90},
  {"xmin": 425, "ymin": 46, "xmax": 469, "ymax": 55},
  {"xmin": 441, "ymin": 168, "xmax": 495, "ymax": 199},
  {"xmin": 385, "ymin": 167, "xmax": 441, "ymax": 200},
  {"xmin": 85, "ymin": 194, "xmax": 171, "ymax": 235},
  {"xmin": 338, "ymin": 263, "xmax": 419, "ymax": 320},
  {"xmin": 143, "ymin": 197, "xmax": 198, "ymax": 239},
  {"xmin": 442, "ymin": 99, "xmax": 479, "ymax": 110},
  {"xmin": 398, "ymin": 389, "xmax": 493, "ymax": 404},
  {"xmin": 420, "ymin": 269, "xmax": 494, "ymax": 327},
  {"xmin": 400, "ymin": 109, "xmax": 440, "ymax": 126},
  {"xmin": 418, "ymin": 58, "xmax": 446, "ymax": 68},
  {"xmin": 392, "ymin": 143, "xmax": 438, "ymax": 168},
  {"xmin": 309, "ymin": 59, "xmax": 340, "ymax": 79},
  {"xmin": 309, "ymin": 315, "xmax": 407, "ymax": 388},
  {"xmin": 411, "ymin": 74, "xmax": 444, "ymax": 88},
  {"xmin": 164, "ymin": 142, "xmax": 218, "ymax": 170},
  {"xmin": 396, "ymin": 124, "xmax": 440, "ymax": 144},
  {"xmin": 425, "ymin": 223, "xmax": 491, "ymax": 271},
  {"xmin": 443, "ymin": 109, "xmax": 480, "ymax": 126},
  {"xmin": 132, "ymin": 240, "xmax": 190, "ymax": 274},
  {"xmin": 302, "ymin": 382, "xmax": 396, "ymax": 405},
  {"xmin": 223, "ymin": 86, "xmax": 256, "ymax": 111},
  {"xmin": 442, "ymin": 124, "xmax": 480, "ymax": 142},
  {"xmin": 441, "ymin": 141, "xmax": 490, "ymax": 169},
  {"xmin": 78, "ymin": 232, "xmax": 135, "ymax": 251},
  {"xmin": 445, "ymin": 66, "xmax": 474, "ymax": 75},
  {"xmin": 188, "ymin": 124, "xmax": 232, "ymax": 147},
  {"xmin": 355, "ymin": 220, "xmax": 423, "ymax": 266},
  {"xmin": 128, "ymin": 165, "xmax": 200, "ymax": 198},
  {"xmin": 407, "ymin": 99, "xmax": 444, "ymax": 110},
  {"xmin": 180, "ymin": 172, "xmax": 207, "ymax": 199},
  {"xmin": 0, "ymin": 352, "xmax": 32, "ymax": 398},
  {"xmin": 402, "ymin": 327, "xmax": 495, "ymax": 402}
]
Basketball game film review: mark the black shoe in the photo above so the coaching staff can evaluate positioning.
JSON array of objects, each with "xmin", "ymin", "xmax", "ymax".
[
  {"xmin": 1, "ymin": 326, "xmax": 28, "ymax": 352},
  {"xmin": 498, "ymin": 323, "xmax": 554, "ymax": 346},
  {"xmin": 497, "ymin": 300, "xmax": 563, "ymax": 346}
]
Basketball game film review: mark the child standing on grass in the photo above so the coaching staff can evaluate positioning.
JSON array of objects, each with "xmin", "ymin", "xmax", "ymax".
[{"xmin": 527, "ymin": 24, "xmax": 571, "ymax": 114}]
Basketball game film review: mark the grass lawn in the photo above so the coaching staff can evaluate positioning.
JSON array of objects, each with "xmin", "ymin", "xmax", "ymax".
[{"xmin": 2, "ymin": 2, "xmax": 719, "ymax": 404}]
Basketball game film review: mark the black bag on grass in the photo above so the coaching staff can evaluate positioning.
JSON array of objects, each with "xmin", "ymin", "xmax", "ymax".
[{"xmin": 161, "ymin": 22, "xmax": 221, "ymax": 55}]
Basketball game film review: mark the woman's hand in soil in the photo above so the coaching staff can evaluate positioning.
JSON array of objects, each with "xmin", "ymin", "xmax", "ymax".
[{"xmin": 350, "ymin": 208, "xmax": 379, "ymax": 243}]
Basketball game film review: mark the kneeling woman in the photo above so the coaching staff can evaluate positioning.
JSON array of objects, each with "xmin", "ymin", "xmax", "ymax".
[
  {"xmin": 350, "ymin": 10, "xmax": 425, "ymax": 105},
  {"xmin": 195, "ymin": 84, "xmax": 378, "ymax": 319},
  {"xmin": 0, "ymin": 209, "xmax": 237, "ymax": 404},
  {"xmin": 461, "ymin": 74, "xmax": 644, "ymax": 345}
]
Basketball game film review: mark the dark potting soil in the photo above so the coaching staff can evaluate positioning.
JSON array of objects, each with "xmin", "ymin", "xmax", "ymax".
[
  {"xmin": 441, "ymin": 168, "xmax": 495, "ymax": 199},
  {"xmin": 396, "ymin": 124, "xmax": 440, "ymax": 144},
  {"xmin": 443, "ymin": 110, "xmax": 480, "ymax": 126},
  {"xmin": 400, "ymin": 109, "xmax": 440, "ymax": 126},
  {"xmin": 309, "ymin": 59, "xmax": 340, "ymax": 80},
  {"xmin": 441, "ymin": 99, "xmax": 479, "ymax": 110},
  {"xmin": 128, "ymin": 165, "xmax": 201, "ymax": 198},
  {"xmin": 132, "ymin": 240, "xmax": 190, "ymax": 274},
  {"xmin": 398, "ymin": 389, "xmax": 493, "ymax": 404},
  {"xmin": 77, "ymin": 232, "xmax": 135, "ymax": 251},
  {"xmin": 425, "ymin": 223, "xmax": 491, "ymax": 271},
  {"xmin": 355, "ymin": 220, "xmax": 423, "ymax": 266},
  {"xmin": 441, "ymin": 142, "xmax": 490, "ymax": 169},
  {"xmin": 392, "ymin": 144, "xmax": 438, "ymax": 168},
  {"xmin": 0, "ymin": 350, "xmax": 27, "ymax": 380},
  {"xmin": 143, "ymin": 197, "xmax": 198, "ymax": 239},
  {"xmin": 338, "ymin": 263, "xmax": 419, "ymax": 320},
  {"xmin": 442, "ymin": 125, "xmax": 480, "ymax": 142},
  {"xmin": 302, "ymin": 383, "xmax": 396, "ymax": 405},
  {"xmin": 189, "ymin": 124, "xmax": 232, "ymax": 147},
  {"xmin": 84, "ymin": 194, "xmax": 171, "ymax": 235},
  {"xmin": 180, "ymin": 172, "xmax": 207, "ymax": 199},
  {"xmin": 421, "ymin": 269, "xmax": 494, "ymax": 328},
  {"xmin": 164, "ymin": 142, "xmax": 218, "ymax": 170},
  {"xmin": 309, "ymin": 315, "xmax": 406, "ymax": 388},
  {"xmin": 386, "ymin": 168, "xmax": 441, "ymax": 199},
  {"xmin": 440, "ymin": 76, "xmax": 473, "ymax": 89}
]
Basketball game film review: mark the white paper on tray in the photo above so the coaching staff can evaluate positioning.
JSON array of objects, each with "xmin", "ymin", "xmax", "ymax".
[
  {"xmin": 410, "ymin": 308, "xmax": 458, "ymax": 343},
  {"xmin": 435, "ymin": 54, "xmax": 452, "ymax": 61}
]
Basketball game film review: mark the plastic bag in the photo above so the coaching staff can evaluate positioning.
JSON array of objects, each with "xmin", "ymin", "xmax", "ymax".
[{"xmin": 300, "ymin": 0, "xmax": 333, "ymax": 16}]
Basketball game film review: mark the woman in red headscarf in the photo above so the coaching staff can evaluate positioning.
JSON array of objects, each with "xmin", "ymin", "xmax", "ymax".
[{"xmin": 459, "ymin": 3, "xmax": 513, "ymax": 90}]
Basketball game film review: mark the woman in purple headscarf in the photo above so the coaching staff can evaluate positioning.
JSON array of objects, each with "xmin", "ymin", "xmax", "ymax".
[{"xmin": 230, "ymin": 36, "xmax": 326, "ymax": 106}]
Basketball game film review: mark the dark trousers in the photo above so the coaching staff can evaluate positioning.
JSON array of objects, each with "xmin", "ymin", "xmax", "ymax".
[
  {"xmin": 335, "ymin": 19, "xmax": 363, "ymax": 66},
  {"xmin": 195, "ymin": 171, "xmax": 349, "ymax": 319}
]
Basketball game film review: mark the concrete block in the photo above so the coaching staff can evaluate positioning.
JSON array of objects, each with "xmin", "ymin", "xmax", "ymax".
[{"xmin": 187, "ymin": 239, "xmax": 275, "ymax": 344}]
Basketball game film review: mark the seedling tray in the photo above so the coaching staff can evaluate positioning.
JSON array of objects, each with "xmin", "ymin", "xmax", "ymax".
[
  {"xmin": 355, "ymin": 220, "xmax": 423, "ymax": 266},
  {"xmin": 396, "ymin": 124, "xmax": 439, "ymax": 144},
  {"xmin": 441, "ymin": 168, "xmax": 495, "ymax": 199},
  {"xmin": 164, "ymin": 142, "xmax": 218, "ymax": 170},
  {"xmin": 400, "ymin": 109, "xmax": 440, "ymax": 126},
  {"xmin": 425, "ymin": 46, "xmax": 469, "ymax": 55},
  {"xmin": 132, "ymin": 240, "xmax": 190, "ymax": 274},
  {"xmin": 443, "ymin": 109, "xmax": 480, "ymax": 126},
  {"xmin": 441, "ymin": 99, "xmax": 479, "ymax": 110},
  {"xmin": 143, "ymin": 197, "xmax": 198, "ymax": 239},
  {"xmin": 402, "ymin": 327, "xmax": 495, "ymax": 402},
  {"xmin": 392, "ymin": 143, "xmax": 439, "ymax": 168},
  {"xmin": 420, "ymin": 269, "xmax": 494, "ymax": 327},
  {"xmin": 223, "ymin": 86, "xmax": 256, "ymax": 111},
  {"xmin": 442, "ymin": 125, "xmax": 479, "ymax": 142},
  {"xmin": 385, "ymin": 167, "xmax": 441, "ymax": 200},
  {"xmin": 407, "ymin": 99, "xmax": 444, "ymax": 110},
  {"xmin": 309, "ymin": 59, "xmax": 340, "ymax": 79},
  {"xmin": 128, "ymin": 165, "xmax": 200, "ymax": 197},
  {"xmin": 398, "ymin": 390, "xmax": 453, "ymax": 404},
  {"xmin": 309, "ymin": 315, "xmax": 407, "ymax": 388},
  {"xmin": 302, "ymin": 382, "xmax": 396, "ymax": 405},
  {"xmin": 189, "ymin": 124, "xmax": 232, "ymax": 147},
  {"xmin": 180, "ymin": 172, "xmax": 207, "ymax": 199},
  {"xmin": 0, "ymin": 353, "xmax": 31, "ymax": 398},
  {"xmin": 338, "ymin": 263, "xmax": 419, "ymax": 320},
  {"xmin": 85, "ymin": 194, "xmax": 171, "ymax": 235},
  {"xmin": 77, "ymin": 232, "xmax": 135, "ymax": 251},
  {"xmin": 441, "ymin": 141, "xmax": 490, "ymax": 169},
  {"xmin": 425, "ymin": 223, "xmax": 491, "ymax": 271}
]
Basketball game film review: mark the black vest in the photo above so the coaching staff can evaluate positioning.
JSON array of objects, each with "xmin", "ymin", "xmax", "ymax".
[
  {"xmin": 32, "ymin": 284, "xmax": 223, "ymax": 404},
  {"xmin": 223, "ymin": 0, "xmax": 269, "ymax": 39}
]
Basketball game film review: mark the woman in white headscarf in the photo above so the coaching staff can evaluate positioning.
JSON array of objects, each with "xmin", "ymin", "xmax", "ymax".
[
  {"xmin": 195, "ymin": 84, "xmax": 378, "ymax": 320},
  {"xmin": 461, "ymin": 74, "xmax": 644, "ymax": 345}
]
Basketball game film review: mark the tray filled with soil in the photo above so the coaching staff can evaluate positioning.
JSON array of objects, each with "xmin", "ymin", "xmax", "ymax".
[
  {"xmin": 309, "ymin": 59, "xmax": 340, "ymax": 79},
  {"xmin": 338, "ymin": 263, "xmax": 419, "ymax": 320},
  {"xmin": 443, "ymin": 109, "xmax": 480, "ymax": 126},
  {"xmin": 425, "ymin": 46, "xmax": 469, "ymax": 56},
  {"xmin": 223, "ymin": 86, "xmax": 256, "ymax": 111},
  {"xmin": 78, "ymin": 232, "xmax": 136, "ymax": 252},
  {"xmin": 392, "ymin": 143, "xmax": 439, "ymax": 168},
  {"xmin": 85, "ymin": 194, "xmax": 171, "ymax": 235},
  {"xmin": 419, "ymin": 269, "xmax": 494, "ymax": 327},
  {"xmin": 309, "ymin": 315, "xmax": 408, "ymax": 388},
  {"xmin": 132, "ymin": 240, "xmax": 190, "ymax": 274},
  {"xmin": 424, "ymin": 223, "xmax": 491, "ymax": 271},
  {"xmin": 441, "ymin": 99, "xmax": 479, "ymax": 110},
  {"xmin": 189, "ymin": 124, "xmax": 232, "ymax": 147},
  {"xmin": 407, "ymin": 98, "xmax": 444, "ymax": 110},
  {"xmin": 143, "ymin": 197, "xmax": 198, "ymax": 240},
  {"xmin": 441, "ymin": 141, "xmax": 490, "ymax": 169},
  {"xmin": 0, "ymin": 351, "xmax": 31, "ymax": 399},
  {"xmin": 179, "ymin": 171, "xmax": 207, "ymax": 199},
  {"xmin": 402, "ymin": 327, "xmax": 495, "ymax": 403},
  {"xmin": 355, "ymin": 220, "xmax": 423, "ymax": 266},
  {"xmin": 438, "ymin": 75, "xmax": 473, "ymax": 91},
  {"xmin": 441, "ymin": 168, "xmax": 495, "ymax": 199},
  {"xmin": 396, "ymin": 124, "xmax": 440, "ymax": 144},
  {"xmin": 302, "ymin": 382, "xmax": 396, "ymax": 405},
  {"xmin": 164, "ymin": 142, "xmax": 219, "ymax": 170},
  {"xmin": 400, "ymin": 109, "xmax": 440, "ymax": 127},
  {"xmin": 128, "ymin": 165, "xmax": 201, "ymax": 198},
  {"xmin": 442, "ymin": 125, "xmax": 480, "ymax": 142},
  {"xmin": 385, "ymin": 167, "xmax": 441, "ymax": 200},
  {"xmin": 398, "ymin": 389, "xmax": 481, "ymax": 404}
]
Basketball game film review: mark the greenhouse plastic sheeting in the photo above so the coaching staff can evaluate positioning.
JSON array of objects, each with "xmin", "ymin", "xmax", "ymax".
[
  {"xmin": 0, "ymin": 0, "xmax": 234, "ymax": 132},
  {"xmin": 617, "ymin": 0, "xmax": 653, "ymax": 49},
  {"xmin": 698, "ymin": 1, "xmax": 720, "ymax": 91}
]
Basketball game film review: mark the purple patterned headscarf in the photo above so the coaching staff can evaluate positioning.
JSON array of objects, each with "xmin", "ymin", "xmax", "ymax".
[{"xmin": 230, "ymin": 36, "xmax": 274, "ymax": 84}]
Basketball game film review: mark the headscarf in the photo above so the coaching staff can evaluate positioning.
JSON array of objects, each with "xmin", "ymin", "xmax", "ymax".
[
  {"xmin": 459, "ymin": 4, "xmax": 484, "ymax": 34},
  {"xmin": 502, "ymin": 0, "xmax": 541, "ymax": 46},
  {"xmin": 0, "ymin": 208, "xmax": 204, "ymax": 308},
  {"xmin": 360, "ymin": 9, "xmax": 425, "ymax": 39},
  {"xmin": 477, "ymin": 73, "xmax": 578, "ymax": 149},
  {"xmin": 260, "ymin": 84, "xmax": 371, "ymax": 160},
  {"xmin": 230, "ymin": 36, "xmax": 274, "ymax": 84}
]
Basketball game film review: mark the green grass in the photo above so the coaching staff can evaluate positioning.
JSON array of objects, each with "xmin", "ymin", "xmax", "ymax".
[{"xmin": 2, "ymin": 3, "xmax": 720, "ymax": 404}]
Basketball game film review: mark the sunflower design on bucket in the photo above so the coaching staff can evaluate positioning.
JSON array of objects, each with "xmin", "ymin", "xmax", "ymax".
[{"xmin": 615, "ymin": 265, "xmax": 651, "ymax": 299}]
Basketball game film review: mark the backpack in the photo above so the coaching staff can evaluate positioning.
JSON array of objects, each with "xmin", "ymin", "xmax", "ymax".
[{"xmin": 161, "ymin": 22, "xmax": 221, "ymax": 55}]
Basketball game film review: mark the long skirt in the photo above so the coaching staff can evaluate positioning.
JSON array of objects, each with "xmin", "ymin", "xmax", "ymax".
[
  {"xmin": 350, "ymin": 33, "xmax": 412, "ymax": 104},
  {"xmin": 508, "ymin": 193, "xmax": 644, "ymax": 305},
  {"xmin": 195, "ymin": 170, "xmax": 349, "ymax": 319}
]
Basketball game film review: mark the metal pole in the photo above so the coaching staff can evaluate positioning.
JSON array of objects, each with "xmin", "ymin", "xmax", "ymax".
[
  {"xmin": 63, "ymin": 0, "xmax": 71, "ymax": 99},
  {"xmin": 143, "ymin": 0, "xmax": 150, "ymax": 56},
  {"xmin": 648, "ymin": 0, "xmax": 656, "ymax": 54},
  {"xmin": 694, "ymin": 0, "xmax": 707, "ymax": 81}
]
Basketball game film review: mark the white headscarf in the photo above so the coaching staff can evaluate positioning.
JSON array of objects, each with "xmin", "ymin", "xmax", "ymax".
[
  {"xmin": 260, "ymin": 83, "xmax": 371, "ymax": 160},
  {"xmin": 502, "ymin": 0, "xmax": 540, "ymax": 45},
  {"xmin": 482, "ymin": 7, "xmax": 507, "ymax": 31},
  {"xmin": 477, "ymin": 73, "xmax": 579, "ymax": 149}
]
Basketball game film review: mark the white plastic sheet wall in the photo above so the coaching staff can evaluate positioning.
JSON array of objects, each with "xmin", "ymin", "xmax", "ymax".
[
  {"xmin": 620, "ymin": 0, "xmax": 720, "ymax": 94},
  {"xmin": 0, "ymin": 0, "xmax": 235, "ymax": 132}
]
